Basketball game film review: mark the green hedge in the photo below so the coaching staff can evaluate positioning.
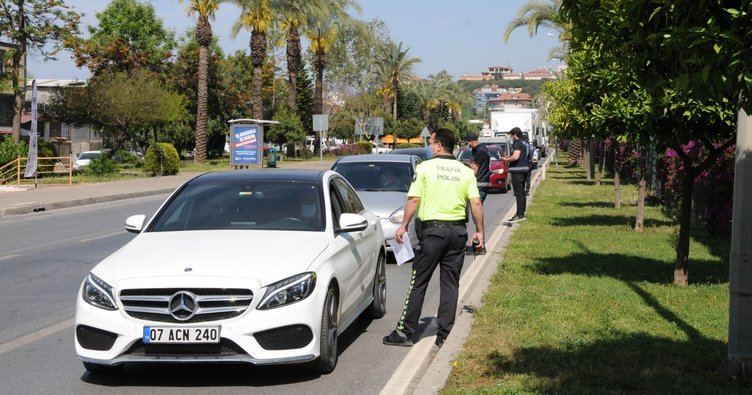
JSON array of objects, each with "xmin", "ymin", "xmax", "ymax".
[{"xmin": 144, "ymin": 143, "xmax": 180, "ymax": 176}]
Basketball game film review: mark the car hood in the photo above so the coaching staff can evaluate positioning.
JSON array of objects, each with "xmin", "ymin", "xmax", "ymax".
[
  {"xmin": 92, "ymin": 230, "xmax": 329, "ymax": 287},
  {"xmin": 357, "ymin": 191, "xmax": 406, "ymax": 218}
]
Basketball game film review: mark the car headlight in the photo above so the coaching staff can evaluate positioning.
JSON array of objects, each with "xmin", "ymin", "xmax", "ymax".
[
  {"xmin": 82, "ymin": 273, "xmax": 118, "ymax": 311},
  {"xmin": 389, "ymin": 207, "xmax": 405, "ymax": 224},
  {"xmin": 258, "ymin": 272, "xmax": 316, "ymax": 310},
  {"xmin": 492, "ymin": 168, "xmax": 505, "ymax": 175}
]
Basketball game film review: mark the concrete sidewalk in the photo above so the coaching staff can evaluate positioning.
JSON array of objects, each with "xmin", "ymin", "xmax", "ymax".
[{"xmin": 0, "ymin": 159, "xmax": 336, "ymax": 217}]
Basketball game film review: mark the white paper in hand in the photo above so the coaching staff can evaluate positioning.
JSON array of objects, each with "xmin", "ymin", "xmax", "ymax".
[{"xmin": 388, "ymin": 233, "xmax": 415, "ymax": 266}]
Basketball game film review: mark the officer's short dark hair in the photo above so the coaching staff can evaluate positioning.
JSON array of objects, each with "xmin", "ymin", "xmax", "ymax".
[
  {"xmin": 508, "ymin": 127, "xmax": 522, "ymax": 138},
  {"xmin": 432, "ymin": 128, "xmax": 455, "ymax": 153}
]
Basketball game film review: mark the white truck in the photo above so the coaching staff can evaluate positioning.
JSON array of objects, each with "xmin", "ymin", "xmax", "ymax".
[{"xmin": 490, "ymin": 109, "xmax": 547, "ymax": 157}]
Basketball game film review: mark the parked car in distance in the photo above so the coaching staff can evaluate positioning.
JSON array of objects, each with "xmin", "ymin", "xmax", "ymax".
[
  {"xmin": 388, "ymin": 147, "xmax": 431, "ymax": 161},
  {"xmin": 73, "ymin": 150, "xmax": 109, "ymax": 171},
  {"xmin": 457, "ymin": 143, "xmax": 511, "ymax": 193},
  {"xmin": 332, "ymin": 154, "xmax": 420, "ymax": 253},
  {"xmin": 371, "ymin": 141, "xmax": 392, "ymax": 154},
  {"xmin": 74, "ymin": 170, "xmax": 386, "ymax": 375}
]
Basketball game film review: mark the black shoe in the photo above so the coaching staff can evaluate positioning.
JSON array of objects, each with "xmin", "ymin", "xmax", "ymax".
[
  {"xmin": 435, "ymin": 336, "xmax": 445, "ymax": 348},
  {"xmin": 383, "ymin": 329, "xmax": 413, "ymax": 347},
  {"xmin": 506, "ymin": 215, "xmax": 525, "ymax": 223}
]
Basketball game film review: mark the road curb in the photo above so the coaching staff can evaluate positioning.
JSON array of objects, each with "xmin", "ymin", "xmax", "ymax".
[{"xmin": 0, "ymin": 188, "xmax": 177, "ymax": 217}]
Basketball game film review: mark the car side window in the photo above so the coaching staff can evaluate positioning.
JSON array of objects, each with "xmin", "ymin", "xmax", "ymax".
[
  {"xmin": 329, "ymin": 187, "xmax": 342, "ymax": 229},
  {"xmin": 332, "ymin": 178, "xmax": 365, "ymax": 214}
]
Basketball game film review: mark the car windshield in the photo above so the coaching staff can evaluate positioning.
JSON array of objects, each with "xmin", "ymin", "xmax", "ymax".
[
  {"xmin": 457, "ymin": 148, "xmax": 473, "ymax": 161},
  {"xmin": 149, "ymin": 181, "xmax": 324, "ymax": 232},
  {"xmin": 78, "ymin": 152, "xmax": 100, "ymax": 160},
  {"xmin": 486, "ymin": 146, "xmax": 502, "ymax": 160},
  {"xmin": 333, "ymin": 162, "xmax": 412, "ymax": 192}
]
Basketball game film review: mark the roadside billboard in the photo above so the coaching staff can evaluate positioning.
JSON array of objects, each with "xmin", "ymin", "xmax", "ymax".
[{"xmin": 229, "ymin": 123, "xmax": 263, "ymax": 166}]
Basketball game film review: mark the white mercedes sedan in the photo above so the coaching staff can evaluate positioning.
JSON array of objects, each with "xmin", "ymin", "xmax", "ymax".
[{"xmin": 74, "ymin": 170, "xmax": 386, "ymax": 374}]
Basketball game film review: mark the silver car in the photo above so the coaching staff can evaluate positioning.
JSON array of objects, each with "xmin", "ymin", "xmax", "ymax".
[{"xmin": 332, "ymin": 154, "xmax": 420, "ymax": 254}]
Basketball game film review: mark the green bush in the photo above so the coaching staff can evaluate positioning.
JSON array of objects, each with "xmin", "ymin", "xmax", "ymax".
[
  {"xmin": 0, "ymin": 138, "xmax": 28, "ymax": 167},
  {"xmin": 144, "ymin": 143, "xmax": 180, "ymax": 176},
  {"xmin": 356, "ymin": 141, "xmax": 373, "ymax": 154},
  {"xmin": 85, "ymin": 154, "xmax": 119, "ymax": 176},
  {"xmin": 115, "ymin": 149, "xmax": 143, "ymax": 168}
]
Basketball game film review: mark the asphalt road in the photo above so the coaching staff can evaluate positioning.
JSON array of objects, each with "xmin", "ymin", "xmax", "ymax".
[{"xmin": 0, "ymin": 187, "xmax": 515, "ymax": 395}]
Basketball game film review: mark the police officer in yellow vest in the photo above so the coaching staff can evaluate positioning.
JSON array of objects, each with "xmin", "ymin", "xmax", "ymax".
[{"xmin": 383, "ymin": 128, "xmax": 485, "ymax": 349}]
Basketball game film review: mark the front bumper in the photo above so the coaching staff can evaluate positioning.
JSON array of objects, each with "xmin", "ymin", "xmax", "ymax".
[{"xmin": 74, "ymin": 279, "xmax": 325, "ymax": 367}]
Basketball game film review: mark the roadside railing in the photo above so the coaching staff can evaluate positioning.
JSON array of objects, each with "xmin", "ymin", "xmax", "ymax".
[{"xmin": 0, "ymin": 155, "xmax": 73, "ymax": 186}]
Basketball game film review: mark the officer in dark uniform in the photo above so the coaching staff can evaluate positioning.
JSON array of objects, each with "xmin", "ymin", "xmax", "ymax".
[{"xmin": 383, "ymin": 128, "xmax": 484, "ymax": 349}]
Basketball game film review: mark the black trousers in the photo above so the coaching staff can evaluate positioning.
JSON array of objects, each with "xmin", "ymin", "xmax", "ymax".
[
  {"xmin": 511, "ymin": 172, "xmax": 527, "ymax": 217},
  {"xmin": 397, "ymin": 225, "xmax": 468, "ymax": 341}
]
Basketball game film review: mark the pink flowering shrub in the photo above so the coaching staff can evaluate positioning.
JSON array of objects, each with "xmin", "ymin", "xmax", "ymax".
[{"xmin": 662, "ymin": 141, "xmax": 735, "ymax": 236}]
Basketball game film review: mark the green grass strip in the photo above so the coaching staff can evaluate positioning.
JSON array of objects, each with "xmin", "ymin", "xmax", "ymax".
[{"xmin": 442, "ymin": 156, "xmax": 744, "ymax": 394}]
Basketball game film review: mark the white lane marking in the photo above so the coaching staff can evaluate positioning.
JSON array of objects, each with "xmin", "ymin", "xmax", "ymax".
[
  {"xmin": 0, "ymin": 255, "xmax": 20, "ymax": 262},
  {"xmin": 0, "ymin": 319, "xmax": 74, "ymax": 355},
  {"xmin": 80, "ymin": 230, "xmax": 124, "ymax": 243}
]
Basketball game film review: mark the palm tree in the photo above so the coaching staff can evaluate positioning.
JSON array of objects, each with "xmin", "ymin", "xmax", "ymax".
[
  {"xmin": 305, "ymin": 0, "xmax": 361, "ymax": 114},
  {"xmin": 503, "ymin": 0, "xmax": 569, "ymax": 61},
  {"xmin": 231, "ymin": 0, "xmax": 273, "ymax": 120},
  {"xmin": 181, "ymin": 0, "xmax": 220, "ymax": 163},
  {"xmin": 372, "ymin": 41, "xmax": 421, "ymax": 120},
  {"xmin": 274, "ymin": 0, "xmax": 316, "ymax": 114}
]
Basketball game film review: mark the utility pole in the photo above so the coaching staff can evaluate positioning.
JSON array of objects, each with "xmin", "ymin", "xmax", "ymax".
[{"xmin": 724, "ymin": 109, "xmax": 752, "ymax": 377}]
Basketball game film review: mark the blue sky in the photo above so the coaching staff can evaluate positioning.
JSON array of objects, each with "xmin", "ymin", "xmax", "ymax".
[{"xmin": 27, "ymin": 0, "xmax": 564, "ymax": 80}]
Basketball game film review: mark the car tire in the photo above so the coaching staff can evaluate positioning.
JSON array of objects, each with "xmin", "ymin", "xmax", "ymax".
[
  {"xmin": 82, "ymin": 362, "xmax": 121, "ymax": 375},
  {"xmin": 366, "ymin": 252, "xmax": 387, "ymax": 319},
  {"xmin": 312, "ymin": 287, "xmax": 339, "ymax": 374}
]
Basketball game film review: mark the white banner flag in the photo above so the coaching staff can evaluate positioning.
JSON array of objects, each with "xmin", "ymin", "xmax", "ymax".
[{"xmin": 24, "ymin": 79, "xmax": 38, "ymax": 178}]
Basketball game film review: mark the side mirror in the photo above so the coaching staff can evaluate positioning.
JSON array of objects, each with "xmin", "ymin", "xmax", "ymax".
[
  {"xmin": 125, "ymin": 215, "xmax": 147, "ymax": 233},
  {"xmin": 338, "ymin": 213, "xmax": 368, "ymax": 233}
]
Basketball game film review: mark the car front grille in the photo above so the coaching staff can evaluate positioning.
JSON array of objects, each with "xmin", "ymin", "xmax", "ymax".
[
  {"xmin": 123, "ymin": 339, "xmax": 247, "ymax": 356},
  {"xmin": 254, "ymin": 325, "xmax": 313, "ymax": 350},
  {"xmin": 120, "ymin": 288, "xmax": 254, "ymax": 323}
]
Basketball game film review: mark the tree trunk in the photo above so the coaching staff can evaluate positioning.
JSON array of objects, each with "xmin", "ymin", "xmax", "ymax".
[
  {"xmin": 392, "ymin": 79, "xmax": 398, "ymax": 120},
  {"xmin": 568, "ymin": 138, "xmax": 582, "ymax": 167},
  {"xmin": 673, "ymin": 164, "xmax": 696, "ymax": 286},
  {"xmin": 11, "ymin": 29, "xmax": 26, "ymax": 143},
  {"xmin": 583, "ymin": 138, "xmax": 592, "ymax": 180},
  {"xmin": 634, "ymin": 170, "xmax": 646, "ymax": 232},
  {"xmin": 251, "ymin": 30, "xmax": 267, "ymax": 120},
  {"xmin": 596, "ymin": 139, "xmax": 605, "ymax": 186},
  {"xmin": 195, "ymin": 44, "xmax": 208, "ymax": 163},
  {"xmin": 286, "ymin": 26, "xmax": 300, "ymax": 114},
  {"xmin": 194, "ymin": 18, "xmax": 211, "ymax": 163},
  {"xmin": 314, "ymin": 49, "xmax": 325, "ymax": 114},
  {"xmin": 614, "ymin": 149, "xmax": 622, "ymax": 209}
]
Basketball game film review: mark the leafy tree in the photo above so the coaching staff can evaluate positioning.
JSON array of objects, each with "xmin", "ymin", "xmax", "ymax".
[
  {"xmin": 269, "ymin": 105, "xmax": 306, "ymax": 147},
  {"xmin": 68, "ymin": 0, "xmax": 176, "ymax": 75},
  {"xmin": 325, "ymin": 18, "xmax": 389, "ymax": 99},
  {"xmin": 180, "ymin": 0, "xmax": 221, "ymax": 163},
  {"xmin": 0, "ymin": 0, "xmax": 80, "ymax": 142},
  {"xmin": 503, "ymin": 0, "xmax": 569, "ymax": 61},
  {"xmin": 275, "ymin": 0, "xmax": 317, "ymax": 114},
  {"xmin": 371, "ymin": 41, "xmax": 421, "ymax": 120},
  {"xmin": 561, "ymin": 0, "xmax": 740, "ymax": 285},
  {"xmin": 218, "ymin": 50, "xmax": 255, "ymax": 119},
  {"xmin": 393, "ymin": 117, "xmax": 423, "ymax": 141},
  {"xmin": 305, "ymin": 0, "xmax": 361, "ymax": 113},
  {"xmin": 47, "ymin": 69, "xmax": 186, "ymax": 154},
  {"xmin": 296, "ymin": 61, "xmax": 315, "ymax": 134}
]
